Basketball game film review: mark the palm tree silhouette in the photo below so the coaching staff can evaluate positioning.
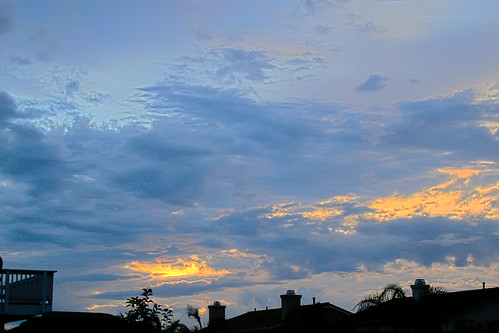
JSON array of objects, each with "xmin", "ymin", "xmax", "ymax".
[
  {"xmin": 354, "ymin": 283, "xmax": 447, "ymax": 312},
  {"xmin": 354, "ymin": 283, "xmax": 406, "ymax": 312},
  {"xmin": 186, "ymin": 305, "xmax": 203, "ymax": 330}
]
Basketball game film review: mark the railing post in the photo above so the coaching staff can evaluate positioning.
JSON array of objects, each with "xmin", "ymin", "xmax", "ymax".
[
  {"xmin": 4, "ymin": 270, "xmax": 9, "ymax": 314},
  {"xmin": 0, "ymin": 269, "xmax": 55, "ymax": 321},
  {"xmin": 41, "ymin": 271, "xmax": 47, "ymax": 313}
]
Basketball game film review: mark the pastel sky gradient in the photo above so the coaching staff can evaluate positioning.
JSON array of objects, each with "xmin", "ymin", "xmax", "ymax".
[{"xmin": 1, "ymin": 0, "xmax": 499, "ymax": 327}]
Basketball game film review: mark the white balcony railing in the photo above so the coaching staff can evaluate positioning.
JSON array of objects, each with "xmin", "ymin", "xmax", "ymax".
[{"xmin": 0, "ymin": 269, "xmax": 56, "ymax": 318}]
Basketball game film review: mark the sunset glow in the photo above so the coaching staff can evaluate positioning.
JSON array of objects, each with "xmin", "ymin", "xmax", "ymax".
[
  {"xmin": 126, "ymin": 256, "xmax": 230, "ymax": 279},
  {"xmin": 367, "ymin": 168, "xmax": 499, "ymax": 221}
]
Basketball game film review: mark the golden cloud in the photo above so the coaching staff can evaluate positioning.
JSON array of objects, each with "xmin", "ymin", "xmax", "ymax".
[
  {"xmin": 438, "ymin": 167, "xmax": 480, "ymax": 179},
  {"xmin": 261, "ymin": 166, "xmax": 498, "ymax": 229},
  {"xmin": 87, "ymin": 303, "xmax": 119, "ymax": 311},
  {"xmin": 479, "ymin": 121, "xmax": 499, "ymax": 135},
  {"xmin": 126, "ymin": 255, "xmax": 229, "ymax": 279},
  {"xmin": 265, "ymin": 202, "xmax": 343, "ymax": 222},
  {"xmin": 302, "ymin": 208, "xmax": 342, "ymax": 220},
  {"xmin": 367, "ymin": 167, "xmax": 499, "ymax": 221}
]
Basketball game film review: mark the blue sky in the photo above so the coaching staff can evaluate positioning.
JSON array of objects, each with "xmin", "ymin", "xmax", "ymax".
[{"xmin": 1, "ymin": 0, "xmax": 499, "ymax": 327}]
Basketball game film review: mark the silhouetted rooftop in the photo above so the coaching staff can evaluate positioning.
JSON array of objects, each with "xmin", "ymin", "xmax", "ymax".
[
  {"xmin": 205, "ymin": 302, "xmax": 352, "ymax": 333},
  {"xmin": 352, "ymin": 287, "xmax": 499, "ymax": 331},
  {"xmin": 8, "ymin": 311, "xmax": 141, "ymax": 333}
]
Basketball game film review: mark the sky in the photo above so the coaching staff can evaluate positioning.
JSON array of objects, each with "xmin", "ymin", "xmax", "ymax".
[{"xmin": 1, "ymin": 0, "xmax": 499, "ymax": 328}]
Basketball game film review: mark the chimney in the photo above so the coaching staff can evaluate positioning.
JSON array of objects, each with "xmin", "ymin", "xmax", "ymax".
[
  {"xmin": 208, "ymin": 301, "xmax": 226, "ymax": 326},
  {"xmin": 280, "ymin": 290, "xmax": 302, "ymax": 320},
  {"xmin": 411, "ymin": 279, "xmax": 430, "ymax": 302}
]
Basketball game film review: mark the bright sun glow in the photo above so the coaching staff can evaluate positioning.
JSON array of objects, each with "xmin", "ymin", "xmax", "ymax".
[{"xmin": 126, "ymin": 256, "xmax": 229, "ymax": 279}]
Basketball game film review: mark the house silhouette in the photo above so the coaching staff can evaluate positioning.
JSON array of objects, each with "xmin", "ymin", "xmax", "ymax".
[
  {"xmin": 202, "ymin": 290, "xmax": 352, "ymax": 333},
  {"xmin": 352, "ymin": 280, "xmax": 499, "ymax": 332},
  {"xmin": 202, "ymin": 281, "xmax": 499, "ymax": 333}
]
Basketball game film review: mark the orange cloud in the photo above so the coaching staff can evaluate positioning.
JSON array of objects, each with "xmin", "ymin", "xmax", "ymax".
[
  {"xmin": 438, "ymin": 167, "xmax": 480, "ymax": 179},
  {"xmin": 87, "ymin": 304, "xmax": 119, "ymax": 311},
  {"xmin": 368, "ymin": 190, "xmax": 462, "ymax": 221},
  {"xmin": 126, "ymin": 256, "xmax": 229, "ymax": 279},
  {"xmin": 302, "ymin": 208, "xmax": 342, "ymax": 220},
  {"xmin": 367, "ymin": 167, "xmax": 499, "ymax": 221},
  {"xmin": 265, "ymin": 201, "xmax": 344, "ymax": 222},
  {"xmin": 332, "ymin": 195, "xmax": 358, "ymax": 203}
]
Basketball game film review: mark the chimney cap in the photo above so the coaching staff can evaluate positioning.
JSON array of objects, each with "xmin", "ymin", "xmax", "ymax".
[
  {"xmin": 213, "ymin": 301, "xmax": 221, "ymax": 306},
  {"xmin": 414, "ymin": 279, "xmax": 427, "ymax": 285},
  {"xmin": 286, "ymin": 290, "xmax": 296, "ymax": 295}
]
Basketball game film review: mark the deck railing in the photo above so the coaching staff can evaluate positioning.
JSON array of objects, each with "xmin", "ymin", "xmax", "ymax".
[{"xmin": 0, "ymin": 269, "xmax": 56, "ymax": 317}]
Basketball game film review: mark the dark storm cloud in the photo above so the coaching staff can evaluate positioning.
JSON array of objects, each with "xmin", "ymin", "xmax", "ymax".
[{"xmin": 355, "ymin": 74, "xmax": 388, "ymax": 92}]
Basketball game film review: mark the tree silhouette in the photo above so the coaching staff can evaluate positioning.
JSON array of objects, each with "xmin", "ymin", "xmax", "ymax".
[
  {"xmin": 164, "ymin": 319, "xmax": 190, "ymax": 333},
  {"xmin": 120, "ymin": 288, "xmax": 176, "ymax": 332},
  {"xmin": 354, "ymin": 283, "xmax": 406, "ymax": 312},
  {"xmin": 354, "ymin": 283, "xmax": 448, "ymax": 312},
  {"xmin": 429, "ymin": 286, "xmax": 447, "ymax": 295},
  {"xmin": 186, "ymin": 305, "xmax": 203, "ymax": 330}
]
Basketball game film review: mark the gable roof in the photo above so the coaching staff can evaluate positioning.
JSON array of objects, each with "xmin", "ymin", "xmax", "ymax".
[{"xmin": 206, "ymin": 302, "xmax": 352, "ymax": 333}]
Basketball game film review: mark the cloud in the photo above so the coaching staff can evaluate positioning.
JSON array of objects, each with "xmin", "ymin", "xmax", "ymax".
[
  {"xmin": 126, "ymin": 255, "xmax": 230, "ymax": 280},
  {"xmin": 193, "ymin": 28, "xmax": 212, "ymax": 42},
  {"xmin": 355, "ymin": 74, "xmax": 388, "ymax": 92},
  {"xmin": 0, "ymin": 91, "xmax": 32, "ymax": 126},
  {"xmin": 383, "ymin": 90, "xmax": 499, "ymax": 161},
  {"xmin": 214, "ymin": 48, "xmax": 276, "ymax": 82},
  {"xmin": 1, "ymin": 81, "xmax": 499, "ymax": 317},
  {"xmin": 367, "ymin": 168, "xmax": 499, "ymax": 222},
  {"xmin": 0, "ymin": 2, "xmax": 13, "ymax": 35},
  {"xmin": 302, "ymin": 0, "xmax": 348, "ymax": 16}
]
